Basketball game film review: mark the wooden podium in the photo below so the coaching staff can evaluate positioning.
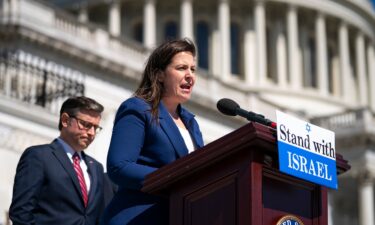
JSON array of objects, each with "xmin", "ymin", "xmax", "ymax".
[{"xmin": 142, "ymin": 122, "xmax": 350, "ymax": 225}]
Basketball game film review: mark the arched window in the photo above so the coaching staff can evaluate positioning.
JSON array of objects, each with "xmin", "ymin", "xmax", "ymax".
[
  {"xmin": 231, "ymin": 22, "xmax": 241, "ymax": 75},
  {"xmin": 307, "ymin": 35, "xmax": 317, "ymax": 87},
  {"xmin": 164, "ymin": 21, "xmax": 178, "ymax": 40},
  {"xmin": 301, "ymin": 27, "xmax": 317, "ymax": 88},
  {"xmin": 266, "ymin": 23, "xmax": 277, "ymax": 82},
  {"xmin": 196, "ymin": 21, "xmax": 209, "ymax": 70},
  {"xmin": 133, "ymin": 22, "xmax": 143, "ymax": 43},
  {"xmin": 327, "ymin": 44, "xmax": 336, "ymax": 94},
  {"xmin": 88, "ymin": 3, "xmax": 108, "ymax": 29}
]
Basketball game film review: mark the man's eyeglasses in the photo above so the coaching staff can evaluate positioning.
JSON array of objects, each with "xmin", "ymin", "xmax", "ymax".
[{"xmin": 68, "ymin": 115, "xmax": 103, "ymax": 133}]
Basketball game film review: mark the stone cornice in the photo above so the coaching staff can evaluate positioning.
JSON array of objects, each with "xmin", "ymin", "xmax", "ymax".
[
  {"xmin": 0, "ymin": 122, "xmax": 52, "ymax": 153},
  {"xmin": 0, "ymin": 24, "xmax": 142, "ymax": 82},
  {"xmin": 270, "ymin": 0, "xmax": 375, "ymax": 40},
  {"xmin": 0, "ymin": 97, "xmax": 58, "ymax": 129}
]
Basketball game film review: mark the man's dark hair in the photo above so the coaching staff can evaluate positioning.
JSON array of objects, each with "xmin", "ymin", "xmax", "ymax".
[{"xmin": 58, "ymin": 96, "xmax": 104, "ymax": 130}]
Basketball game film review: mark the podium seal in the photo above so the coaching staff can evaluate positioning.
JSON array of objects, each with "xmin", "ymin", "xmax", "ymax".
[{"xmin": 276, "ymin": 215, "xmax": 304, "ymax": 225}]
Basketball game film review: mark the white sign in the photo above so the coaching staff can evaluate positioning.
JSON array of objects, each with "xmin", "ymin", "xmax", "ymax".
[{"xmin": 276, "ymin": 111, "xmax": 337, "ymax": 189}]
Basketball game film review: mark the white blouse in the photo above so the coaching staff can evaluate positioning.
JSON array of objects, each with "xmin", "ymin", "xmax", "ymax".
[{"xmin": 177, "ymin": 126, "xmax": 196, "ymax": 153}]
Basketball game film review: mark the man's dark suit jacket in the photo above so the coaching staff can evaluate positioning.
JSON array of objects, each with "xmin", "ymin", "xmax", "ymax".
[{"xmin": 9, "ymin": 139, "xmax": 105, "ymax": 225}]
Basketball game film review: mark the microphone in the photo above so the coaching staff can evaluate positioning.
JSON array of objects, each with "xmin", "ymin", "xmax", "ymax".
[{"xmin": 216, "ymin": 98, "xmax": 277, "ymax": 128}]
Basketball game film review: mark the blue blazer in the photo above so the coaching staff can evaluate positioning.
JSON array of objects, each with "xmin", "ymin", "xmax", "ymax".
[
  {"xmin": 101, "ymin": 97, "xmax": 204, "ymax": 225},
  {"xmin": 9, "ymin": 139, "xmax": 105, "ymax": 225}
]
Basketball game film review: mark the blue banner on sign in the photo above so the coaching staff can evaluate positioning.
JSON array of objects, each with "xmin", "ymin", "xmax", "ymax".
[{"xmin": 278, "ymin": 141, "xmax": 338, "ymax": 189}]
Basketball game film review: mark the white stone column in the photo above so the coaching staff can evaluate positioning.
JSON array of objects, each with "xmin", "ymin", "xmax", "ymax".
[
  {"xmin": 9, "ymin": 0, "xmax": 19, "ymax": 17},
  {"xmin": 276, "ymin": 21, "xmax": 287, "ymax": 87},
  {"xmin": 356, "ymin": 33, "xmax": 368, "ymax": 106},
  {"xmin": 180, "ymin": 0, "xmax": 194, "ymax": 40},
  {"xmin": 211, "ymin": 30, "xmax": 221, "ymax": 76},
  {"xmin": 287, "ymin": 5, "xmax": 300, "ymax": 89},
  {"xmin": 316, "ymin": 13, "xmax": 328, "ymax": 95},
  {"xmin": 339, "ymin": 22, "xmax": 352, "ymax": 102},
  {"xmin": 78, "ymin": 6, "xmax": 88, "ymax": 23},
  {"xmin": 359, "ymin": 176, "xmax": 374, "ymax": 225},
  {"xmin": 255, "ymin": 0, "xmax": 267, "ymax": 85},
  {"xmin": 144, "ymin": 0, "xmax": 157, "ymax": 48},
  {"xmin": 367, "ymin": 44, "xmax": 375, "ymax": 111},
  {"xmin": 244, "ymin": 16, "xmax": 256, "ymax": 85},
  {"xmin": 109, "ymin": 0, "xmax": 121, "ymax": 36},
  {"xmin": 2, "ymin": 0, "xmax": 8, "ymax": 15},
  {"xmin": 218, "ymin": 0, "xmax": 231, "ymax": 80}
]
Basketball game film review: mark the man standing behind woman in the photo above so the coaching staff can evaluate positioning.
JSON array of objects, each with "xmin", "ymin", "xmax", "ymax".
[
  {"xmin": 9, "ymin": 96, "xmax": 105, "ymax": 225},
  {"xmin": 101, "ymin": 38, "xmax": 204, "ymax": 225}
]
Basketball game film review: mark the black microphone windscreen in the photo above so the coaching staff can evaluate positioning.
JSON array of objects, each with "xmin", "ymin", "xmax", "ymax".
[{"xmin": 217, "ymin": 98, "xmax": 240, "ymax": 116}]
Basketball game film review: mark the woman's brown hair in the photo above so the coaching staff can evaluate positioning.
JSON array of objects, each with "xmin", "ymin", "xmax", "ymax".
[{"xmin": 134, "ymin": 38, "xmax": 196, "ymax": 120}]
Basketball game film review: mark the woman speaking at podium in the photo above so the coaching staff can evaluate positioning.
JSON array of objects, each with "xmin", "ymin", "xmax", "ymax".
[{"xmin": 101, "ymin": 38, "xmax": 204, "ymax": 225}]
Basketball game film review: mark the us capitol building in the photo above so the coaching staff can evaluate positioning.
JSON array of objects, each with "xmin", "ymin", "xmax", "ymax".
[{"xmin": 1, "ymin": 0, "xmax": 375, "ymax": 224}]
